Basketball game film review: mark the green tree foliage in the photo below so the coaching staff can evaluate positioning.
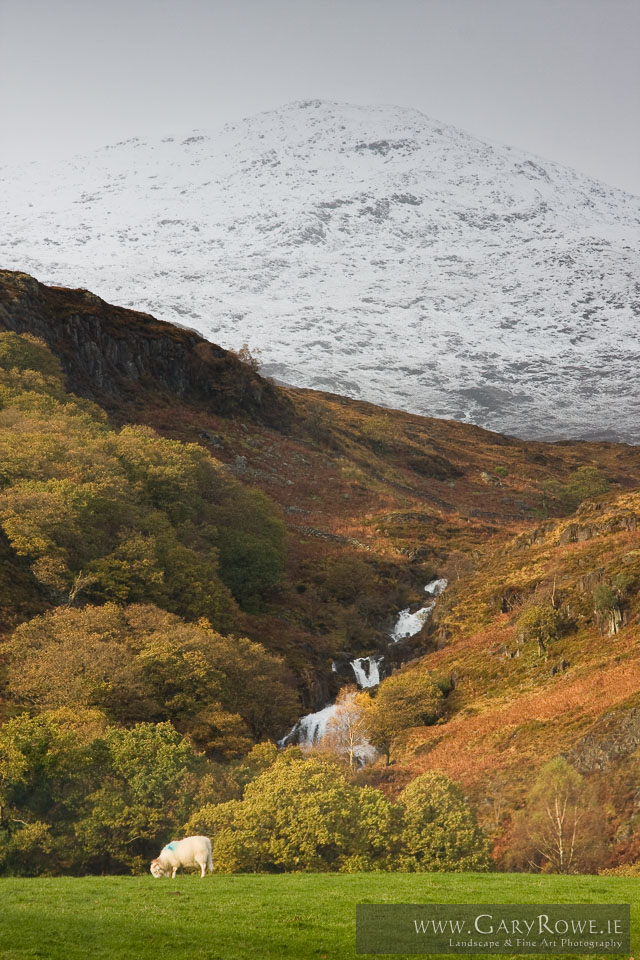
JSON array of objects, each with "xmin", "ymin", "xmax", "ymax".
[
  {"xmin": 1, "ymin": 713, "xmax": 491, "ymax": 876},
  {"xmin": 187, "ymin": 751, "xmax": 397, "ymax": 873},
  {"xmin": 6, "ymin": 604, "xmax": 298, "ymax": 747},
  {"xmin": 0, "ymin": 333, "xmax": 285, "ymax": 622},
  {"xmin": 515, "ymin": 605, "xmax": 563, "ymax": 655},
  {"xmin": 593, "ymin": 574, "xmax": 635, "ymax": 632},
  {"xmin": 362, "ymin": 669, "xmax": 444, "ymax": 764},
  {"xmin": 0, "ymin": 713, "xmax": 103, "ymax": 875},
  {"xmin": 0, "ymin": 712, "xmax": 226, "ymax": 876},
  {"xmin": 74, "ymin": 722, "xmax": 207, "ymax": 874},
  {"xmin": 188, "ymin": 754, "xmax": 489, "ymax": 875},
  {"xmin": 592, "ymin": 584, "xmax": 619, "ymax": 615},
  {"xmin": 507, "ymin": 758, "xmax": 606, "ymax": 874},
  {"xmin": 397, "ymin": 772, "xmax": 491, "ymax": 872},
  {"xmin": 544, "ymin": 465, "xmax": 610, "ymax": 513}
]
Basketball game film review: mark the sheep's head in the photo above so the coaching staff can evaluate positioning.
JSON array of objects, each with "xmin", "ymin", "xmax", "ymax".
[{"xmin": 150, "ymin": 859, "xmax": 167, "ymax": 878}]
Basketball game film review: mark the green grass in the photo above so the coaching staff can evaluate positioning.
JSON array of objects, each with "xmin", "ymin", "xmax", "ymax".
[{"xmin": 0, "ymin": 872, "xmax": 636, "ymax": 960}]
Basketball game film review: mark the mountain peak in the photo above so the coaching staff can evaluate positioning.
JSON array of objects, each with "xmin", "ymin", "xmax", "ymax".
[{"xmin": 1, "ymin": 101, "xmax": 639, "ymax": 441}]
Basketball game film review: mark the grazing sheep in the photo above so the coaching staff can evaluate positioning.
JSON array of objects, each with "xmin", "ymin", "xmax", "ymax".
[{"xmin": 150, "ymin": 835, "xmax": 213, "ymax": 878}]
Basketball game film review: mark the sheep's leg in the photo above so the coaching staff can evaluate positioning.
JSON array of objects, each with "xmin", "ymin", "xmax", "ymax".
[
  {"xmin": 172, "ymin": 866, "xmax": 178, "ymax": 879},
  {"xmin": 199, "ymin": 860, "xmax": 206, "ymax": 878}
]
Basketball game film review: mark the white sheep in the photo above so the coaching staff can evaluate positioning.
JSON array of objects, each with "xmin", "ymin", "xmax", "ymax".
[{"xmin": 150, "ymin": 835, "xmax": 213, "ymax": 878}]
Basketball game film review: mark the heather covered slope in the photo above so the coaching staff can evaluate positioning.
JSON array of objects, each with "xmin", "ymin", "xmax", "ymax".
[
  {"xmin": 2, "ymin": 100, "xmax": 639, "ymax": 440},
  {"xmin": 369, "ymin": 487, "xmax": 640, "ymax": 866}
]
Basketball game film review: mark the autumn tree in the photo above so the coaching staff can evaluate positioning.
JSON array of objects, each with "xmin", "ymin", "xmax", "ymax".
[
  {"xmin": 6, "ymin": 604, "xmax": 298, "ymax": 749},
  {"xmin": 6, "ymin": 604, "xmax": 148, "ymax": 722},
  {"xmin": 507, "ymin": 758, "xmax": 607, "ymax": 874},
  {"xmin": 321, "ymin": 688, "xmax": 373, "ymax": 770},
  {"xmin": 232, "ymin": 343, "xmax": 261, "ymax": 373},
  {"xmin": 0, "ymin": 333, "xmax": 285, "ymax": 623}
]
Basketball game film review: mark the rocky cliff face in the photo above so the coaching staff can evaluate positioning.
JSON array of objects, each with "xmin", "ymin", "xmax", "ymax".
[{"xmin": 0, "ymin": 270, "xmax": 292, "ymax": 427}]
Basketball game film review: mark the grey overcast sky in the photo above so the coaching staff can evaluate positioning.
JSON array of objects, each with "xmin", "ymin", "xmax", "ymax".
[{"xmin": 1, "ymin": 0, "xmax": 639, "ymax": 194}]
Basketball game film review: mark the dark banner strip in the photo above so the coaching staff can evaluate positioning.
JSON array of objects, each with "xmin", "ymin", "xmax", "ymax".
[{"xmin": 356, "ymin": 903, "xmax": 630, "ymax": 955}]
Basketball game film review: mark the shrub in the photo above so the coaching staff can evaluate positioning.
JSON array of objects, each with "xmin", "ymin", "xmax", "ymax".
[
  {"xmin": 515, "ymin": 605, "xmax": 563, "ymax": 654},
  {"xmin": 187, "ymin": 752, "xmax": 397, "ymax": 873},
  {"xmin": 397, "ymin": 772, "xmax": 491, "ymax": 872},
  {"xmin": 544, "ymin": 466, "xmax": 610, "ymax": 512},
  {"xmin": 592, "ymin": 584, "xmax": 618, "ymax": 615},
  {"xmin": 564, "ymin": 466, "xmax": 610, "ymax": 506},
  {"xmin": 363, "ymin": 669, "xmax": 444, "ymax": 764}
]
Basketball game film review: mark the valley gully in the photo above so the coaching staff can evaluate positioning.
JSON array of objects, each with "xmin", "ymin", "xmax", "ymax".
[{"xmin": 279, "ymin": 578, "xmax": 447, "ymax": 755}]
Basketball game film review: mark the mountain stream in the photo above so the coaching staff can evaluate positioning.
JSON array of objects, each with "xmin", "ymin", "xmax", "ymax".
[{"xmin": 278, "ymin": 578, "xmax": 448, "ymax": 753}]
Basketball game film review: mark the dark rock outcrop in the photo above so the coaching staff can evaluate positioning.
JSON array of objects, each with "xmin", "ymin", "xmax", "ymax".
[
  {"xmin": 0, "ymin": 270, "xmax": 293, "ymax": 428},
  {"xmin": 566, "ymin": 702, "xmax": 640, "ymax": 773},
  {"xmin": 558, "ymin": 512, "xmax": 639, "ymax": 545}
]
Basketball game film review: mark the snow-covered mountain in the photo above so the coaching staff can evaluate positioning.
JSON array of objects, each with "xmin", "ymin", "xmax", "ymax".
[{"xmin": 2, "ymin": 100, "xmax": 639, "ymax": 441}]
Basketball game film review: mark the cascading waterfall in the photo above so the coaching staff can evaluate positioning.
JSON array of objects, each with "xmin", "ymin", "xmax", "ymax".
[
  {"xmin": 389, "ymin": 578, "xmax": 448, "ymax": 642},
  {"xmin": 278, "ymin": 577, "xmax": 448, "ymax": 753},
  {"xmin": 350, "ymin": 656, "xmax": 382, "ymax": 688},
  {"xmin": 425, "ymin": 578, "xmax": 448, "ymax": 596},
  {"xmin": 278, "ymin": 702, "xmax": 340, "ymax": 748},
  {"xmin": 389, "ymin": 603, "xmax": 435, "ymax": 642}
]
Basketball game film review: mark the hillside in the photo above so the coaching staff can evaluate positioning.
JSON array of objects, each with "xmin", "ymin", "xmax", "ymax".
[
  {"xmin": 1, "ymin": 270, "xmax": 639, "ymax": 665},
  {"xmin": 362, "ymin": 487, "xmax": 640, "ymax": 866},
  {"xmin": 2, "ymin": 101, "xmax": 639, "ymax": 441},
  {"xmin": 1, "ymin": 270, "xmax": 640, "ymax": 872}
]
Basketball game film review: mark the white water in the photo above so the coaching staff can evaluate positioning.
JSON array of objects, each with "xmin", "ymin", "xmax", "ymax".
[
  {"xmin": 279, "ymin": 659, "xmax": 379, "ymax": 748},
  {"xmin": 278, "ymin": 702, "xmax": 340, "ymax": 748},
  {"xmin": 280, "ymin": 578, "xmax": 448, "ymax": 752},
  {"xmin": 425, "ymin": 578, "xmax": 448, "ymax": 596},
  {"xmin": 389, "ymin": 578, "xmax": 448, "ymax": 642},
  {"xmin": 353, "ymin": 740, "xmax": 379, "ymax": 765},
  {"xmin": 390, "ymin": 603, "xmax": 435, "ymax": 642},
  {"xmin": 350, "ymin": 656, "xmax": 382, "ymax": 688}
]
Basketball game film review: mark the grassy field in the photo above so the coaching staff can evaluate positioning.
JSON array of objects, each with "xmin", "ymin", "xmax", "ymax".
[{"xmin": 0, "ymin": 872, "xmax": 636, "ymax": 960}]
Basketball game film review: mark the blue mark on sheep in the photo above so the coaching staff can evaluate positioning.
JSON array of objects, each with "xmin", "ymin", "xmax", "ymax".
[{"xmin": 163, "ymin": 841, "xmax": 179, "ymax": 853}]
